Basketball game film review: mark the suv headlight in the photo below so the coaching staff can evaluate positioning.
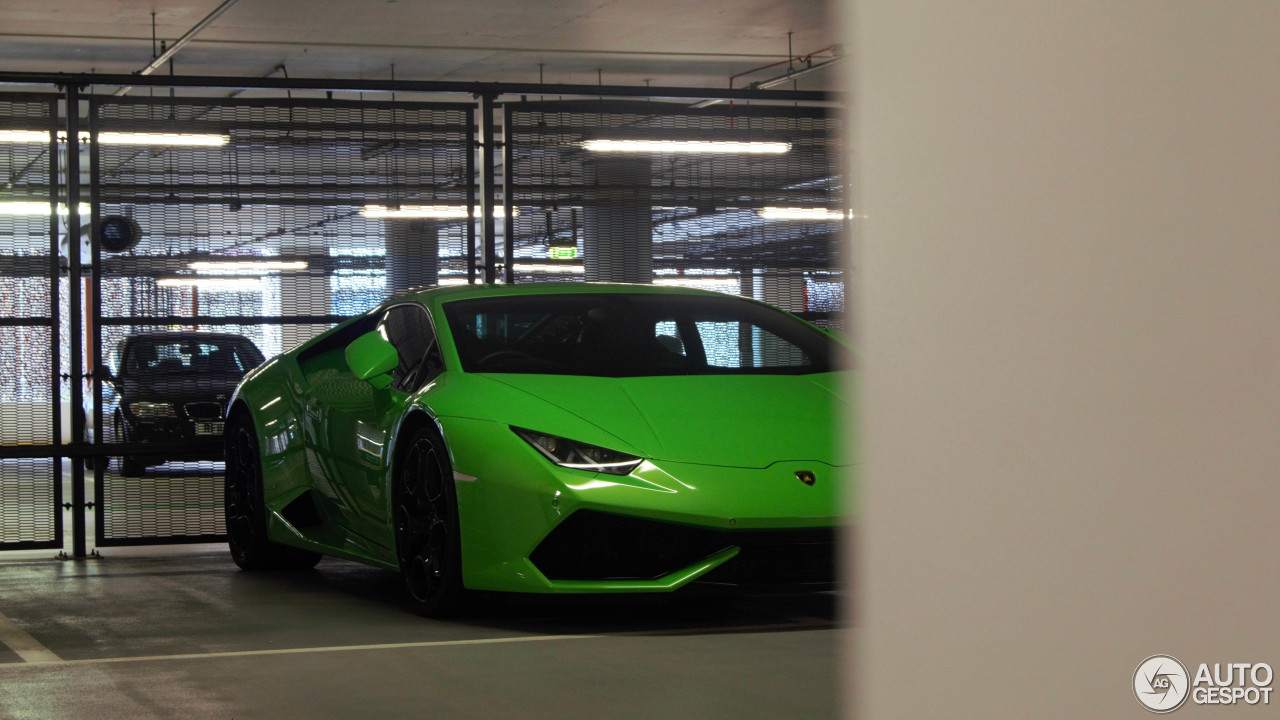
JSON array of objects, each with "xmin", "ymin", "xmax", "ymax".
[
  {"xmin": 513, "ymin": 427, "xmax": 643, "ymax": 476},
  {"xmin": 129, "ymin": 401, "xmax": 177, "ymax": 420}
]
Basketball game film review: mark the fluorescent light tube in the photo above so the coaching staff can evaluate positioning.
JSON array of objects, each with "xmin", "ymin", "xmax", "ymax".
[
  {"xmin": 158, "ymin": 278, "xmax": 263, "ymax": 291},
  {"xmin": 0, "ymin": 202, "xmax": 92, "ymax": 216},
  {"xmin": 0, "ymin": 130, "xmax": 55, "ymax": 143},
  {"xmin": 189, "ymin": 260, "xmax": 308, "ymax": 274},
  {"xmin": 582, "ymin": 139, "xmax": 790, "ymax": 154},
  {"xmin": 0, "ymin": 130, "xmax": 228, "ymax": 146},
  {"xmin": 98, "ymin": 132, "xmax": 228, "ymax": 146},
  {"xmin": 517, "ymin": 263, "xmax": 585, "ymax": 274},
  {"xmin": 757, "ymin": 207, "xmax": 848, "ymax": 221},
  {"xmin": 361, "ymin": 205, "xmax": 518, "ymax": 219},
  {"xmin": 363, "ymin": 205, "xmax": 468, "ymax": 219},
  {"xmin": 654, "ymin": 277, "xmax": 740, "ymax": 288}
]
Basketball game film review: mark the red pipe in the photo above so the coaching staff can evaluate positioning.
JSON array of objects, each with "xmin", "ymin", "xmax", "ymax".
[
  {"xmin": 725, "ymin": 45, "xmax": 838, "ymax": 125},
  {"xmin": 728, "ymin": 45, "xmax": 838, "ymax": 87}
]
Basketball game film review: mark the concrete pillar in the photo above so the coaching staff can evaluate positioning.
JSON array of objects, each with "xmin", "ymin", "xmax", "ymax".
[
  {"xmin": 384, "ymin": 220, "xmax": 439, "ymax": 294},
  {"xmin": 583, "ymin": 157, "xmax": 653, "ymax": 284},
  {"xmin": 856, "ymin": 4, "xmax": 1280, "ymax": 717},
  {"xmin": 752, "ymin": 270, "xmax": 807, "ymax": 313},
  {"xmin": 751, "ymin": 271, "xmax": 808, "ymax": 367}
]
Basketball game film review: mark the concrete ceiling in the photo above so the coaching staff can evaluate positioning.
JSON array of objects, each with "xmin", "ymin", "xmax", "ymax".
[{"xmin": 0, "ymin": 0, "xmax": 841, "ymax": 92}]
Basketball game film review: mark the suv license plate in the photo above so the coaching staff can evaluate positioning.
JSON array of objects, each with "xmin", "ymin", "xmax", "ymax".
[{"xmin": 195, "ymin": 421, "xmax": 224, "ymax": 436}]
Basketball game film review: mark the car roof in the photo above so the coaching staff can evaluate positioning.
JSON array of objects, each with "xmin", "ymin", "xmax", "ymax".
[
  {"xmin": 119, "ymin": 331, "xmax": 255, "ymax": 344},
  {"xmin": 393, "ymin": 281, "xmax": 745, "ymax": 307}
]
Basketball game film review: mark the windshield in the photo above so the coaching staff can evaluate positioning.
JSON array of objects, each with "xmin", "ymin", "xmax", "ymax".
[
  {"xmin": 121, "ymin": 337, "xmax": 264, "ymax": 376},
  {"xmin": 443, "ymin": 293, "xmax": 835, "ymax": 377}
]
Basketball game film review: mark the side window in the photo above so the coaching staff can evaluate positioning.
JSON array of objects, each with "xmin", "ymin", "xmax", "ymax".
[
  {"xmin": 696, "ymin": 320, "xmax": 742, "ymax": 367},
  {"xmin": 378, "ymin": 304, "xmax": 443, "ymax": 392},
  {"xmin": 694, "ymin": 318, "xmax": 812, "ymax": 369},
  {"xmin": 652, "ymin": 319, "xmax": 686, "ymax": 357},
  {"xmin": 233, "ymin": 342, "xmax": 265, "ymax": 371}
]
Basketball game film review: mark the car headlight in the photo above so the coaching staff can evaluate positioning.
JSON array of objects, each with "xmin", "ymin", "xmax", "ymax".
[
  {"xmin": 128, "ymin": 401, "xmax": 177, "ymax": 420},
  {"xmin": 513, "ymin": 427, "xmax": 643, "ymax": 476}
]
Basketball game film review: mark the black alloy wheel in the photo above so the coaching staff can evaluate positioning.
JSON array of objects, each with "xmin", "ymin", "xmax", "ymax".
[
  {"xmin": 394, "ymin": 425, "xmax": 463, "ymax": 615},
  {"xmin": 223, "ymin": 412, "xmax": 320, "ymax": 571}
]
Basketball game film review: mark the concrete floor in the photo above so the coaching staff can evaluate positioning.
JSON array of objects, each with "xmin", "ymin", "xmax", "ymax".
[{"xmin": 0, "ymin": 549, "xmax": 843, "ymax": 720}]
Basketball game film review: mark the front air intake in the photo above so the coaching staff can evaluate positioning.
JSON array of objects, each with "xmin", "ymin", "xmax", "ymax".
[{"xmin": 530, "ymin": 510, "xmax": 836, "ymax": 585}]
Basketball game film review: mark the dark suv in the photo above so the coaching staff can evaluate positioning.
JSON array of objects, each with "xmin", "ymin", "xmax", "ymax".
[{"xmin": 104, "ymin": 331, "xmax": 265, "ymax": 475}]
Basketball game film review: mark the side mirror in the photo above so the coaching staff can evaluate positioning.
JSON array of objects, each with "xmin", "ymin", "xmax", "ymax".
[{"xmin": 345, "ymin": 331, "xmax": 398, "ymax": 388}]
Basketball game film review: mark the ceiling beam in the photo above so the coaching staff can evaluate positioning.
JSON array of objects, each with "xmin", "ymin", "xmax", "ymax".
[{"xmin": 0, "ymin": 71, "xmax": 837, "ymax": 104}]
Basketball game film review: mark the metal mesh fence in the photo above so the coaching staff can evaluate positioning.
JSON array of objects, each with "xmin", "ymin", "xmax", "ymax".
[
  {"xmin": 504, "ymin": 100, "xmax": 845, "ymax": 325},
  {"xmin": 89, "ymin": 95, "xmax": 472, "ymax": 545},
  {"xmin": 0, "ymin": 94, "xmax": 62, "ymax": 549},
  {"xmin": 0, "ymin": 86, "xmax": 842, "ymax": 552}
]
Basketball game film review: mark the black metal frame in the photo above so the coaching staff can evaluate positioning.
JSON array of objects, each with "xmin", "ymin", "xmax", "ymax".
[
  {"xmin": 478, "ymin": 94, "xmax": 498, "ymax": 284},
  {"xmin": 84, "ymin": 93, "xmax": 478, "ymax": 548},
  {"xmin": 0, "ymin": 71, "xmax": 835, "ymax": 104}
]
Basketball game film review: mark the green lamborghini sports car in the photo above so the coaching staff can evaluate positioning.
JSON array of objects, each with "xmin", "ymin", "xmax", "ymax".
[{"xmin": 224, "ymin": 282, "xmax": 849, "ymax": 614}]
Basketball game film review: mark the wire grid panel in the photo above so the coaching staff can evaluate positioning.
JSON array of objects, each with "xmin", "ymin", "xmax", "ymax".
[
  {"xmin": 505, "ymin": 100, "xmax": 846, "ymax": 321},
  {"xmin": 0, "ymin": 459, "xmax": 60, "ymax": 547},
  {"xmin": 0, "ymin": 95, "xmax": 59, "ymax": 443},
  {"xmin": 92, "ymin": 96, "xmax": 476, "ymax": 324},
  {"xmin": 89, "ymin": 95, "xmax": 474, "ymax": 544},
  {"xmin": 99, "ymin": 462, "xmax": 225, "ymax": 542},
  {"xmin": 0, "ymin": 94, "xmax": 62, "ymax": 550}
]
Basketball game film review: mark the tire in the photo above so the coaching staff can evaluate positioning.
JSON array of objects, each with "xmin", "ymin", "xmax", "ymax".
[
  {"xmin": 394, "ymin": 425, "xmax": 464, "ymax": 616},
  {"xmin": 114, "ymin": 415, "xmax": 146, "ymax": 477},
  {"xmin": 223, "ymin": 411, "xmax": 321, "ymax": 571}
]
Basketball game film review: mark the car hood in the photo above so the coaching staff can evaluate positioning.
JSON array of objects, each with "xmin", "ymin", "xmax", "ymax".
[{"xmin": 481, "ymin": 372, "xmax": 850, "ymax": 469}]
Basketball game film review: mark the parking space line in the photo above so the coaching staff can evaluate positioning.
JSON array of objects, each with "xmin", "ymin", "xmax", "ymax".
[
  {"xmin": 621, "ymin": 618, "xmax": 837, "ymax": 637},
  {"xmin": 8, "ymin": 633, "xmax": 602, "ymax": 668},
  {"xmin": 0, "ymin": 619, "xmax": 835, "ymax": 669},
  {"xmin": 0, "ymin": 609, "xmax": 62, "ymax": 664}
]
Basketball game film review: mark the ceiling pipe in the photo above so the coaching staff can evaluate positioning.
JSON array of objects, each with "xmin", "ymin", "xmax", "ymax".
[
  {"xmin": 750, "ymin": 57, "xmax": 843, "ymax": 90},
  {"xmin": 114, "ymin": 0, "xmax": 242, "ymax": 97},
  {"xmin": 691, "ymin": 45, "xmax": 841, "ymax": 109}
]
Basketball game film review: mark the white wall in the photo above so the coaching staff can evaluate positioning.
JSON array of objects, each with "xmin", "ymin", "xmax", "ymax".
[{"xmin": 852, "ymin": 2, "xmax": 1280, "ymax": 717}]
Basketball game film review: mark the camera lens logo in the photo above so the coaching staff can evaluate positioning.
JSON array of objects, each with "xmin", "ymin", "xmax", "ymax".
[{"xmin": 1134, "ymin": 655, "xmax": 1191, "ymax": 713}]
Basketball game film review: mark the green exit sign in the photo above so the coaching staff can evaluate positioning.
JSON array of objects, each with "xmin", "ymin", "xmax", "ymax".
[{"xmin": 549, "ymin": 246, "xmax": 578, "ymax": 260}]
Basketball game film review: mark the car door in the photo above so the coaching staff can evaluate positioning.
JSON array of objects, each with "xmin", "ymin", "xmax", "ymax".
[{"xmin": 308, "ymin": 303, "xmax": 441, "ymax": 550}]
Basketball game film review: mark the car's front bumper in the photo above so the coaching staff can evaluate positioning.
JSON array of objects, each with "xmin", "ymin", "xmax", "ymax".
[
  {"xmin": 444, "ymin": 417, "xmax": 845, "ymax": 594},
  {"xmin": 122, "ymin": 417, "xmax": 226, "ymax": 460}
]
